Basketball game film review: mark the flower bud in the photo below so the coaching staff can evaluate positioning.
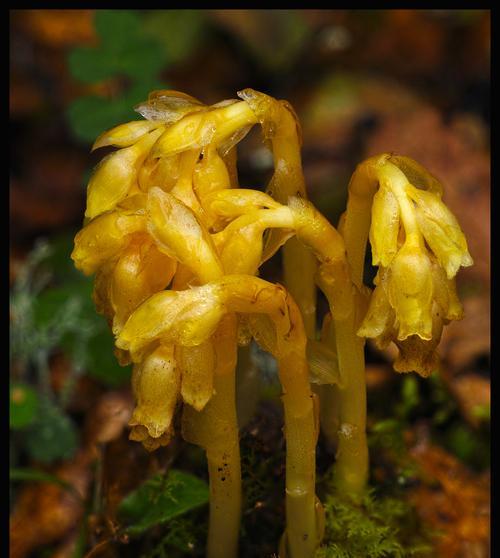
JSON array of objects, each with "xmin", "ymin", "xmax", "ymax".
[{"xmin": 85, "ymin": 128, "xmax": 163, "ymax": 220}]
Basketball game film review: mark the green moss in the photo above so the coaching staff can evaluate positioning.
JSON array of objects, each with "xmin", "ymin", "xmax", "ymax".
[{"xmin": 316, "ymin": 487, "xmax": 432, "ymax": 558}]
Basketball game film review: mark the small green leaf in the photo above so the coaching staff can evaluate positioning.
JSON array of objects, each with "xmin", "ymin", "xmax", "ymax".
[
  {"xmin": 10, "ymin": 384, "xmax": 38, "ymax": 430},
  {"xmin": 68, "ymin": 10, "xmax": 167, "ymax": 85},
  {"xmin": 67, "ymin": 78, "xmax": 165, "ymax": 144},
  {"xmin": 24, "ymin": 402, "xmax": 78, "ymax": 463},
  {"xmin": 118, "ymin": 470, "xmax": 209, "ymax": 535},
  {"xmin": 67, "ymin": 47, "xmax": 118, "ymax": 84}
]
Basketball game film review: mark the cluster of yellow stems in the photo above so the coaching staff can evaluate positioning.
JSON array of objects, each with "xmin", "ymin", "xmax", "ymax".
[{"xmin": 71, "ymin": 89, "xmax": 472, "ymax": 557}]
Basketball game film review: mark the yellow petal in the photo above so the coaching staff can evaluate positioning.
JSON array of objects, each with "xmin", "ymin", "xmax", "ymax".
[
  {"xmin": 429, "ymin": 257, "xmax": 464, "ymax": 322},
  {"xmin": 85, "ymin": 128, "xmax": 163, "ymax": 220},
  {"xmin": 369, "ymin": 182, "xmax": 400, "ymax": 267},
  {"xmin": 357, "ymin": 269, "xmax": 395, "ymax": 347},
  {"xmin": 218, "ymin": 222, "xmax": 264, "ymax": 275},
  {"xmin": 92, "ymin": 120, "xmax": 163, "ymax": 151},
  {"xmin": 237, "ymin": 89, "xmax": 300, "ymax": 141},
  {"xmin": 205, "ymin": 189, "xmax": 282, "ymax": 220},
  {"xmin": 146, "ymin": 187, "xmax": 223, "ymax": 282},
  {"xmin": 407, "ymin": 185, "xmax": 473, "ymax": 278},
  {"xmin": 389, "ymin": 155, "xmax": 443, "ymax": 196}
]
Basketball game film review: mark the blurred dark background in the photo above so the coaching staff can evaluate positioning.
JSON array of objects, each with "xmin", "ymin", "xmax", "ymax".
[{"xmin": 9, "ymin": 10, "xmax": 490, "ymax": 558}]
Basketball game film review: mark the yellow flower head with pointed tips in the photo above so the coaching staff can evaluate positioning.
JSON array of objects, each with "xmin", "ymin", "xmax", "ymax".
[{"xmin": 357, "ymin": 155, "xmax": 472, "ymax": 376}]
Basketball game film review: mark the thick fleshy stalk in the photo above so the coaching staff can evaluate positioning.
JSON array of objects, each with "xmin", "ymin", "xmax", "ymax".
[{"xmin": 182, "ymin": 315, "xmax": 241, "ymax": 558}]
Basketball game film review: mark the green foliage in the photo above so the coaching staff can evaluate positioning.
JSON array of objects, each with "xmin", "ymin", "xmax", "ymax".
[
  {"xmin": 24, "ymin": 399, "xmax": 78, "ymax": 463},
  {"xmin": 397, "ymin": 376, "xmax": 421, "ymax": 419},
  {"xmin": 68, "ymin": 11, "xmax": 167, "ymax": 83},
  {"xmin": 440, "ymin": 422, "xmax": 490, "ymax": 471},
  {"xmin": 471, "ymin": 403, "xmax": 490, "ymax": 422},
  {"xmin": 66, "ymin": 10, "xmax": 169, "ymax": 143},
  {"xmin": 11, "ymin": 236, "xmax": 132, "ymax": 391},
  {"xmin": 316, "ymin": 488, "xmax": 431, "ymax": 558},
  {"xmin": 66, "ymin": 10, "xmax": 209, "ymax": 144},
  {"xmin": 141, "ymin": 515, "xmax": 207, "ymax": 557},
  {"xmin": 10, "ymin": 236, "xmax": 132, "ymax": 464},
  {"xmin": 66, "ymin": 79, "xmax": 163, "ymax": 145},
  {"xmin": 10, "ymin": 383, "xmax": 38, "ymax": 429},
  {"xmin": 118, "ymin": 470, "xmax": 209, "ymax": 535},
  {"xmin": 427, "ymin": 372, "xmax": 457, "ymax": 426}
]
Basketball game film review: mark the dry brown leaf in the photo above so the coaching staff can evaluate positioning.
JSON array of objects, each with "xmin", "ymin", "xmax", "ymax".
[
  {"xmin": 9, "ymin": 455, "xmax": 91, "ymax": 558},
  {"xmin": 409, "ymin": 438, "xmax": 490, "ymax": 558}
]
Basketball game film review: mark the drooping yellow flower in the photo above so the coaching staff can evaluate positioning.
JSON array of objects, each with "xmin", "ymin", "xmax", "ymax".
[
  {"xmin": 128, "ymin": 344, "xmax": 180, "ymax": 451},
  {"xmin": 354, "ymin": 155, "xmax": 472, "ymax": 375}
]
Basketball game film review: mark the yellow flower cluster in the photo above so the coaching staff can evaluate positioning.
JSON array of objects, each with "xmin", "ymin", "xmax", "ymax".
[
  {"xmin": 356, "ymin": 154, "xmax": 473, "ymax": 376},
  {"xmin": 72, "ymin": 89, "xmax": 326, "ymax": 557},
  {"xmin": 71, "ymin": 89, "xmax": 472, "ymax": 558}
]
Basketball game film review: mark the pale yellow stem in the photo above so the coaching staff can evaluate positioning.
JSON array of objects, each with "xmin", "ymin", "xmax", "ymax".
[{"xmin": 181, "ymin": 315, "xmax": 241, "ymax": 558}]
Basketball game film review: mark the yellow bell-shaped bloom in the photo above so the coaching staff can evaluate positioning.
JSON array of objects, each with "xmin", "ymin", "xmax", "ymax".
[
  {"xmin": 386, "ymin": 239, "xmax": 434, "ymax": 341},
  {"xmin": 128, "ymin": 344, "xmax": 180, "ymax": 450}
]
